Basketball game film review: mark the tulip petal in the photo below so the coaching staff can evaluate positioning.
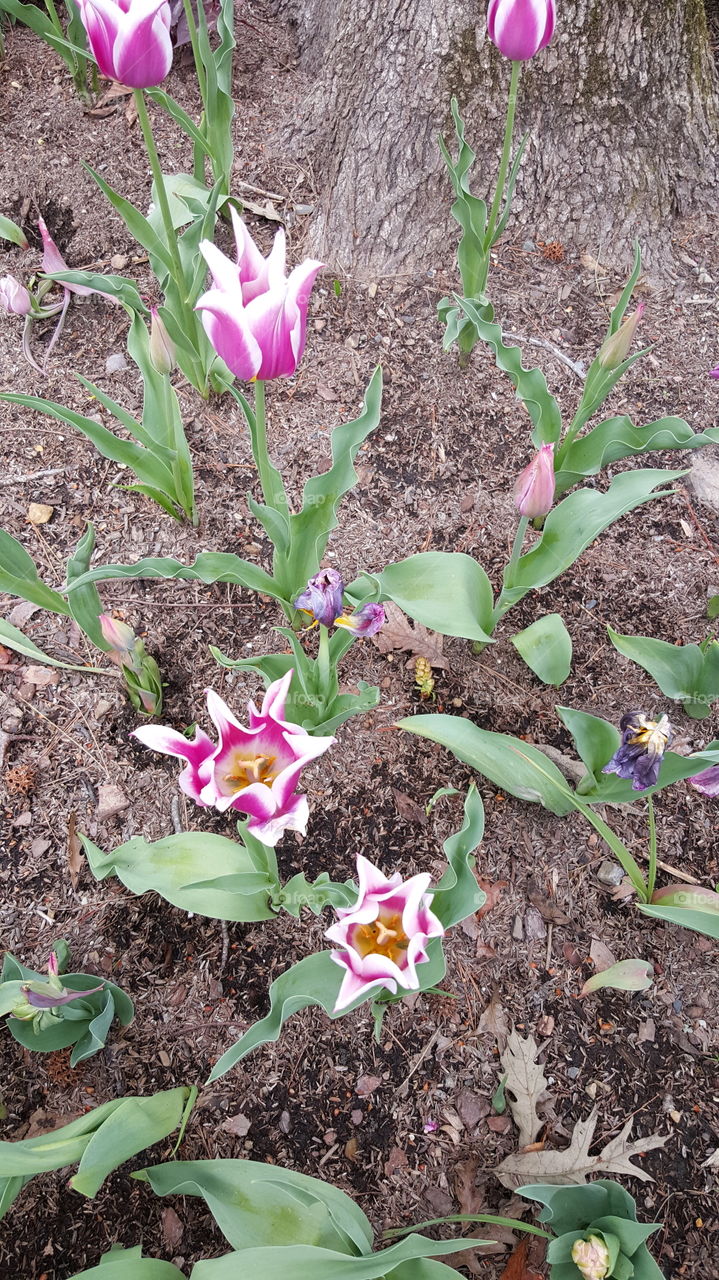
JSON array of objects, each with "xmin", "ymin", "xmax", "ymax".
[
  {"xmin": 196, "ymin": 287, "xmax": 263, "ymax": 380},
  {"xmin": 131, "ymin": 723, "xmax": 216, "ymax": 803},
  {"xmin": 78, "ymin": 0, "xmax": 119, "ymax": 79},
  {"xmin": 114, "ymin": 0, "xmax": 173, "ymax": 87},
  {"xmin": 689, "ymin": 765, "xmax": 719, "ymax": 797}
]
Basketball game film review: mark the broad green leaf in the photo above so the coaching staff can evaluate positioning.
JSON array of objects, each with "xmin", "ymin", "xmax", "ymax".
[
  {"xmin": 274, "ymin": 872, "xmax": 357, "ymax": 917},
  {"xmin": 135, "ymin": 1158, "xmax": 373, "ymax": 1255},
  {"xmin": 0, "ymin": 1097, "xmax": 124, "ymax": 1180},
  {"xmin": 0, "ymin": 618, "xmax": 105, "ymax": 673},
  {"xmin": 518, "ymin": 1180, "xmax": 625, "ymax": 1235},
  {"xmin": 0, "ymin": 213, "xmax": 28, "ymax": 248},
  {"xmin": 438, "ymin": 98, "xmax": 488, "ymax": 300},
  {"xmin": 0, "ymin": 528, "xmax": 72, "ymax": 615},
  {"xmin": 554, "ymin": 414, "xmax": 717, "ymax": 496},
  {"xmin": 83, "ymin": 832, "xmax": 276, "ymax": 922},
  {"xmin": 44, "ymin": 269, "xmax": 147, "ymax": 313},
  {"xmin": 2, "ymin": 951, "xmax": 133, "ymax": 1063},
  {"xmin": 511, "ymin": 613, "xmax": 572, "ymax": 685},
  {"xmin": 190, "ymin": 1234, "xmax": 498, "ymax": 1279},
  {"xmin": 199, "ymin": 0, "xmax": 236, "ymax": 190},
  {"xmin": 0, "ymin": 0, "xmax": 76, "ymax": 64},
  {"xmin": 69, "ymin": 1245, "xmax": 185, "ymax": 1279},
  {"xmin": 283, "ymin": 368, "xmax": 383, "ymax": 595},
  {"xmin": 708, "ymin": 595, "xmax": 719, "ymax": 620},
  {"xmin": 454, "ymin": 294, "xmax": 563, "ymax": 445},
  {"xmin": 556, "ymin": 706, "xmax": 619, "ymax": 781},
  {"xmin": 608, "ymin": 627, "xmax": 719, "ymax": 719},
  {"xmin": 398, "ymin": 715, "xmax": 575, "ymax": 816},
  {"xmin": 590, "ymin": 1216, "xmax": 662, "ymax": 1257},
  {"xmin": 639, "ymin": 884, "xmax": 719, "ymax": 940},
  {"xmin": 502, "ymin": 469, "xmax": 686, "ymax": 606},
  {"xmin": 350, "ymin": 551, "xmax": 494, "ymax": 644},
  {"xmin": 65, "ymin": 524, "xmax": 110, "ymax": 650},
  {"xmin": 580, "ymin": 959, "xmax": 654, "ymax": 997},
  {"xmin": 431, "ymin": 784, "xmax": 486, "ymax": 928},
  {"xmin": 64, "ymin": 551, "xmax": 282, "ymax": 603},
  {"xmin": 70, "ymin": 1088, "xmax": 196, "ymax": 1198}
]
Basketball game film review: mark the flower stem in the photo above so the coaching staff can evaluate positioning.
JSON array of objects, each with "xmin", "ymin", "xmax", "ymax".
[
  {"xmin": 252, "ymin": 380, "xmax": 278, "ymax": 512},
  {"xmin": 181, "ymin": 0, "xmax": 208, "ymax": 106},
  {"xmin": 133, "ymin": 89, "xmax": 187, "ymax": 293},
  {"xmin": 487, "ymin": 515, "xmax": 529, "ymax": 632},
  {"xmin": 646, "ymin": 796, "xmax": 658, "ymax": 901},
  {"xmin": 318, "ymin": 624, "xmax": 331, "ymax": 696},
  {"xmin": 479, "ymin": 58, "xmax": 521, "ymax": 293}
]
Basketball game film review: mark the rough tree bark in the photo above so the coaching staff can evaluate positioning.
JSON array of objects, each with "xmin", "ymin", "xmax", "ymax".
[{"xmin": 272, "ymin": 0, "xmax": 719, "ymax": 276}]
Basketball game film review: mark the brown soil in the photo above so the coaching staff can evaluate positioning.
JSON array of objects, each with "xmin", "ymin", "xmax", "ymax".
[{"xmin": 1, "ymin": 5, "xmax": 719, "ymax": 1279}]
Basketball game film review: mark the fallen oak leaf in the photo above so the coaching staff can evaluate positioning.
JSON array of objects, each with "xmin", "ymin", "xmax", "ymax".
[
  {"xmin": 372, "ymin": 601, "xmax": 446, "ymax": 668},
  {"xmin": 498, "ymin": 1238, "xmax": 543, "ymax": 1280},
  {"xmin": 477, "ymin": 877, "xmax": 508, "ymax": 920},
  {"xmin": 494, "ymin": 1106, "xmax": 668, "ymax": 1189},
  {"xmin": 501, "ymin": 1029, "xmax": 550, "ymax": 1147}
]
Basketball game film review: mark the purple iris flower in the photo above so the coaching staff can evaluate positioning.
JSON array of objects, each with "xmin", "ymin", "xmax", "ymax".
[{"xmin": 602, "ymin": 712, "xmax": 673, "ymax": 792}]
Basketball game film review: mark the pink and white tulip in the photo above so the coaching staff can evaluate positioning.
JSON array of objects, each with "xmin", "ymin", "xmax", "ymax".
[
  {"xmin": 0, "ymin": 275, "xmax": 32, "ymax": 316},
  {"xmin": 487, "ymin": 0, "xmax": 555, "ymax": 61},
  {"xmin": 132, "ymin": 671, "xmax": 335, "ymax": 846},
  {"xmin": 325, "ymin": 856, "xmax": 445, "ymax": 1012},
  {"xmin": 78, "ymin": 0, "xmax": 173, "ymax": 88},
  {"xmin": 196, "ymin": 209, "xmax": 324, "ymax": 382},
  {"xmin": 514, "ymin": 441, "xmax": 555, "ymax": 518},
  {"xmin": 688, "ymin": 765, "xmax": 719, "ymax": 797}
]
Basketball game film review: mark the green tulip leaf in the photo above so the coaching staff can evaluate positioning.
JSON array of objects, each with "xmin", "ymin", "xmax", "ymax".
[
  {"xmin": 349, "ymin": 551, "xmax": 495, "ymax": 644},
  {"xmin": 511, "ymin": 613, "xmax": 572, "ymax": 685},
  {"xmin": 82, "ymin": 832, "xmax": 276, "ymax": 922},
  {"xmin": 68, "ymin": 1245, "xmax": 186, "ymax": 1279},
  {"xmin": 0, "ymin": 618, "xmax": 105, "ymax": 674},
  {"xmin": 0, "ymin": 213, "xmax": 29, "ymax": 248},
  {"xmin": 639, "ymin": 885, "xmax": 719, "ymax": 940},
  {"xmin": 556, "ymin": 706, "xmax": 620, "ymax": 782},
  {"xmin": 554, "ymin": 414, "xmax": 718, "ymax": 496},
  {"xmin": 64, "ymin": 550, "xmax": 281, "ymax": 603},
  {"xmin": 0, "ymin": 529, "xmax": 73, "ymax": 616},
  {"xmin": 608, "ymin": 627, "xmax": 719, "ymax": 719},
  {"xmin": 189, "ymin": 1234, "xmax": 498, "ymax": 1280}
]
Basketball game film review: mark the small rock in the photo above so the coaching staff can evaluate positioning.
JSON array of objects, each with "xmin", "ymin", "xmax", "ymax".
[
  {"xmin": 689, "ymin": 454, "xmax": 719, "ymax": 514},
  {"xmin": 567, "ymin": 1066, "xmax": 581, "ymax": 1079},
  {"xmin": 105, "ymin": 353, "xmax": 128, "ymax": 374},
  {"xmin": 94, "ymin": 699, "xmax": 113, "ymax": 720},
  {"xmin": 27, "ymin": 503, "xmax": 53, "ymax": 525},
  {"xmin": 523, "ymin": 239, "xmax": 536, "ymax": 251},
  {"xmin": 279, "ymin": 1110, "xmax": 291, "ymax": 1134},
  {"xmin": 14, "ymin": 811, "xmax": 32, "ymax": 827},
  {"xmin": 222, "ymin": 1113, "xmax": 251, "ymax": 1137},
  {"xmin": 95, "ymin": 784, "xmax": 130, "ymax": 822},
  {"xmin": 512, "ymin": 913, "xmax": 524, "ymax": 941},
  {"xmin": 30, "ymin": 837, "xmax": 51, "ymax": 857},
  {"xmin": 351, "ymin": 1109, "xmax": 364, "ymax": 1125},
  {"xmin": 23, "ymin": 666, "xmax": 58, "ymax": 688},
  {"xmin": 486, "ymin": 1114, "xmax": 511, "ymax": 1133},
  {"xmin": 293, "ymin": 204, "xmax": 314, "ymax": 216},
  {"xmin": 110, "ymin": 253, "xmax": 128, "ymax": 270},
  {"xmin": 524, "ymin": 906, "xmax": 547, "ymax": 940},
  {"xmin": 355, "ymin": 1074, "xmax": 382, "ymax": 1097},
  {"xmin": 597, "ymin": 859, "xmax": 625, "ymax": 887},
  {"xmin": 455, "ymin": 1089, "xmax": 490, "ymax": 1131}
]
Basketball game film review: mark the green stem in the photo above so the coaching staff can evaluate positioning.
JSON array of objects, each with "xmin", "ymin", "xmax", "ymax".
[
  {"xmin": 133, "ymin": 89, "xmax": 187, "ymax": 293},
  {"xmin": 181, "ymin": 0, "xmax": 208, "ymax": 106},
  {"xmin": 43, "ymin": 0, "xmax": 64, "ymax": 39},
  {"xmin": 479, "ymin": 58, "xmax": 521, "ymax": 293},
  {"xmin": 646, "ymin": 796, "xmax": 658, "ymax": 901},
  {"xmin": 318, "ymin": 624, "xmax": 331, "ymax": 697},
  {"xmin": 252, "ymin": 381, "xmax": 277, "ymax": 512},
  {"xmin": 487, "ymin": 515, "xmax": 529, "ymax": 631}
]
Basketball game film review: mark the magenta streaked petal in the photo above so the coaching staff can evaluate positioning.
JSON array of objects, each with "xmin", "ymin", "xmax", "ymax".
[
  {"xmin": 247, "ymin": 793, "xmax": 310, "ymax": 845},
  {"xmin": 285, "ymin": 257, "xmax": 324, "ymax": 364},
  {"xmin": 196, "ymin": 288, "xmax": 263, "ymax": 380},
  {"xmin": 689, "ymin": 765, "xmax": 719, "ymax": 797},
  {"xmin": 231, "ymin": 208, "xmax": 271, "ymax": 301},
  {"xmin": 113, "ymin": 0, "xmax": 173, "ymax": 86},
  {"xmin": 251, "ymin": 668, "xmax": 294, "ymax": 726},
  {"xmin": 243, "ymin": 288, "xmax": 297, "ymax": 380},
  {"xmin": 78, "ymin": 0, "xmax": 119, "ymax": 78},
  {"xmin": 200, "ymin": 238, "xmax": 242, "ymax": 294},
  {"xmin": 487, "ymin": 0, "xmax": 555, "ymax": 61},
  {"xmin": 131, "ymin": 723, "xmax": 216, "ymax": 803},
  {"xmin": 265, "ymin": 228, "xmax": 288, "ymax": 292},
  {"xmin": 25, "ymin": 983, "xmax": 104, "ymax": 1009}
]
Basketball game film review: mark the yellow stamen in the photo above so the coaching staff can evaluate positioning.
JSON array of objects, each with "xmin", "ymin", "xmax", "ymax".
[
  {"xmin": 354, "ymin": 911, "xmax": 409, "ymax": 964},
  {"xmin": 224, "ymin": 752, "xmax": 277, "ymax": 790}
]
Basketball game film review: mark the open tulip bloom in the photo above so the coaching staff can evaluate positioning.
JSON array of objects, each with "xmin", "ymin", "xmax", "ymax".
[
  {"xmin": 487, "ymin": 0, "xmax": 556, "ymax": 62},
  {"xmin": 197, "ymin": 209, "xmax": 324, "ymax": 383},
  {"xmin": 78, "ymin": 0, "xmax": 173, "ymax": 89},
  {"xmin": 132, "ymin": 671, "xmax": 335, "ymax": 845}
]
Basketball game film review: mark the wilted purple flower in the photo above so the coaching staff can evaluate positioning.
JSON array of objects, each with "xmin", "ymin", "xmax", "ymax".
[
  {"xmin": 132, "ymin": 671, "xmax": 335, "ymax": 846},
  {"xmin": 11, "ymin": 955, "xmax": 102, "ymax": 1023},
  {"xmin": 336, "ymin": 603, "xmax": 386, "ymax": 637},
  {"xmin": 688, "ymin": 765, "xmax": 719, "ymax": 797},
  {"xmin": 709, "ymin": 364, "xmax": 719, "ymax": 380},
  {"xmin": 196, "ymin": 209, "xmax": 323, "ymax": 382},
  {"xmin": 78, "ymin": 0, "xmax": 173, "ymax": 88},
  {"xmin": 487, "ymin": 0, "xmax": 555, "ymax": 61},
  {"xmin": 598, "ymin": 303, "xmax": 645, "ymax": 369},
  {"xmin": 602, "ymin": 712, "xmax": 672, "ymax": 791},
  {"xmin": 325, "ymin": 855, "xmax": 445, "ymax": 1012},
  {"xmin": 294, "ymin": 568, "xmax": 345, "ymax": 627},
  {"xmin": 514, "ymin": 442, "xmax": 555, "ymax": 518},
  {"xmin": 0, "ymin": 275, "xmax": 32, "ymax": 316}
]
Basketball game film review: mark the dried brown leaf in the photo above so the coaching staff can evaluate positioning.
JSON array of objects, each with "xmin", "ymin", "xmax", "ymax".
[
  {"xmin": 355, "ymin": 1074, "xmax": 382, "ymax": 1098},
  {"xmin": 501, "ymin": 1030, "xmax": 550, "ymax": 1147},
  {"xmin": 589, "ymin": 938, "xmax": 617, "ymax": 973},
  {"xmin": 477, "ymin": 877, "xmax": 508, "ymax": 919},
  {"xmin": 479, "ymin": 990, "xmax": 509, "ymax": 1043},
  {"xmin": 372, "ymin": 601, "xmax": 446, "ymax": 668},
  {"xmin": 161, "ymin": 1206, "xmax": 184, "ymax": 1251},
  {"xmin": 498, "ymin": 1238, "xmax": 543, "ymax": 1280},
  {"xmin": 392, "ymin": 788, "xmax": 428, "ymax": 826},
  {"xmin": 494, "ymin": 1107, "xmax": 668, "ymax": 1188},
  {"xmin": 384, "ymin": 1145, "xmax": 409, "ymax": 1177}
]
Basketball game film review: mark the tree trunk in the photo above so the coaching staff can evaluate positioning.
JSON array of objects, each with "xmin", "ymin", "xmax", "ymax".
[{"xmin": 272, "ymin": 0, "xmax": 719, "ymax": 276}]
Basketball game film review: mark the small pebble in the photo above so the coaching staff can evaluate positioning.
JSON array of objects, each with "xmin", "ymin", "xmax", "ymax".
[
  {"xmin": 597, "ymin": 859, "xmax": 624, "ymax": 887},
  {"xmin": 105, "ymin": 353, "xmax": 128, "ymax": 374}
]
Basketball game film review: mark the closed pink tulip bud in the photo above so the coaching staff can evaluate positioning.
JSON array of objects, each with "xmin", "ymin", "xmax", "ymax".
[
  {"xmin": 487, "ymin": 0, "xmax": 556, "ymax": 61},
  {"xmin": 78, "ymin": 0, "xmax": 173, "ymax": 89},
  {"xmin": 99, "ymin": 612, "xmax": 138, "ymax": 656},
  {"xmin": 0, "ymin": 275, "xmax": 32, "ymax": 316},
  {"xmin": 598, "ymin": 303, "xmax": 645, "ymax": 369},
  {"xmin": 514, "ymin": 442, "xmax": 555, "ymax": 518},
  {"xmin": 149, "ymin": 307, "xmax": 176, "ymax": 375},
  {"xmin": 196, "ymin": 209, "xmax": 324, "ymax": 382}
]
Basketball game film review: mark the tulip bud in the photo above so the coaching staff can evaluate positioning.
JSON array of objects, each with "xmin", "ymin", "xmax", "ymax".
[
  {"xmin": 709, "ymin": 363, "xmax": 719, "ymax": 380},
  {"xmin": 487, "ymin": 0, "xmax": 556, "ymax": 61},
  {"xmin": 571, "ymin": 1235, "xmax": 611, "ymax": 1280},
  {"xmin": 47, "ymin": 952, "xmax": 60, "ymax": 980},
  {"xmin": 514, "ymin": 442, "xmax": 555, "ymax": 518},
  {"xmin": 598, "ymin": 303, "xmax": 645, "ymax": 369},
  {"xmin": 99, "ymin": 612, "xmax": 138, "ymax": 658},
  {"xmin": 0, "ymin": 274, "xmax": 32, "ymax": 316},
  {"xmin": 149, "ymin": 307, "xmax": 176, "ymax": 375}
]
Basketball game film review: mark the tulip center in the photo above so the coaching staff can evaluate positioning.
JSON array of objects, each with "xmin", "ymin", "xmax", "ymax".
[
  {"xmin": 354, "ymin": 910, "xmax": 409, "ymax": 965},
  {"xmin": 223, "ymin": 751, "xmax": 277, "ymax": 791},
  {"xmin": 628, "ymin": 716, "xmax": 670, "ymax": 757}
]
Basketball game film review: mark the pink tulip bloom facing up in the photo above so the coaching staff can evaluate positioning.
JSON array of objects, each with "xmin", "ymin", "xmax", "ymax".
[
  {"xmin": 196, "ymin": 208, "xmax": 324, "ymax": 382},
  {"xmin": 78, "ymin": 0, "xmax": 173, "ymax": 88},
  {"xmin": 487, "ymin": 0, "xmax": 556, "ymax": 61},
  {"xmin": 132, "ymin": 671, "xmax": 335, "ymax": 846},
  {"xmin": 325, "ymin": 856, "xmax": 445, "ymax": 1012},
  {"xmin": 514, "ymin": 441, "xmax": 556, "ymax": 518}
]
